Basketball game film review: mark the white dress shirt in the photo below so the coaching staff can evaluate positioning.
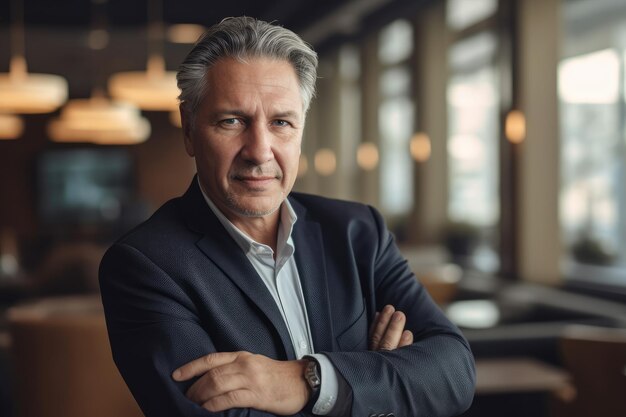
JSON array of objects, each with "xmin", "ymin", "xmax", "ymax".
[{"xmin": 199, "ymin": 183, "xmax": 339, "ymax": 415}]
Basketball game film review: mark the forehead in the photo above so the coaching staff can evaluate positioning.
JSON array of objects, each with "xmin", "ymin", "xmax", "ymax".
[{"xmin": 201, "ymin": 57, "xmax": 303, "ymax": 111}]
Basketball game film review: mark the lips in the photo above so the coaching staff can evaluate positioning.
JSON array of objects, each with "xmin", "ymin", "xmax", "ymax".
[
  {"xmin": 232, "ymin": 174, "xmax": 280, "ymax": 190},
  {"xmin": 231, "ymin": 167, "xmax": 282, "ymax": 182},
  {"xmin": 235, "ymin": 175, "xmax": 276, "ymax": 181}
]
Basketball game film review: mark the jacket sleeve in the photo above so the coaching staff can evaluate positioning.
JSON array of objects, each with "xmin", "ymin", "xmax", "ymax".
[
  {"xmin": 321, "ymin": 206, "xmax": 476, "ymax": 417},
  {"xmin": 99, "ymin": 242, "xmax": 305, "ymax": 417}
]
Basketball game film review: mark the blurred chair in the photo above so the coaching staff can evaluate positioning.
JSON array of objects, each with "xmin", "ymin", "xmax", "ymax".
[
  {"xmin": 34, "ymin": 242, "xmax": 105, "ymax": 295},
  {"xmin": 419, "ymin": 264, "xmax": 461, "ymax": 305},
  {"xmin": 401, "ymin": 245, "xmax": 461, "ymax": 305},
  {"xmin": 8, "ymin": 296, "xmax": 143, "ymax": 417},
  {"xmin": 552, "ymin": 324, "xmax": 626, "ymax": 417}
]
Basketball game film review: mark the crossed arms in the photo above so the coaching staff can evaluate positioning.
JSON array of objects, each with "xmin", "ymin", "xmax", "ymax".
[
  {"xmin": 99, "ymin": 199, "xmax": 475, "ymax": 417},
  {"xmin": 172, "ymin": 306, "xmax": 413, "ymax": 414}
]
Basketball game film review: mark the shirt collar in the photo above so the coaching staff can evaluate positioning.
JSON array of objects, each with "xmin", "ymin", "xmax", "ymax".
[{"xmin": 197, "ymin": 177, "xmax": 298, "ymax": 256}]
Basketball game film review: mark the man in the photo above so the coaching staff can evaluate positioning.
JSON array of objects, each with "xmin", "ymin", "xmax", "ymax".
[{"xmin": 99, "ymin": 17, "xmax": 475, "ymax": 417}]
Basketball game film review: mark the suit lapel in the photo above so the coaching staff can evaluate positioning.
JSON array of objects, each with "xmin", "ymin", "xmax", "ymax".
[
  {"xmin": 182, "ymin": 178, "xmax": 296, "ymax": 359},
  {"xmin": 291, "ymin": 198, "xmax": 334, "ymax": 353}
]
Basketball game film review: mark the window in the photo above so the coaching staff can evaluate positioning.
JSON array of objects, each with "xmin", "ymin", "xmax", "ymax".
[
  {"xmin": 446, "ymin": 0, "xmax": 498, "ymax": 31},
  {"xmin": 559, "ymin": 0, "xmax": 626, "ymax": 286},
  {"xmin": 378, "ymin": 19, "xmax": 414, "ymax": 216},
  {"xmin": 446, "ymin": 31, "xmax": 500, "ymax": 272}
]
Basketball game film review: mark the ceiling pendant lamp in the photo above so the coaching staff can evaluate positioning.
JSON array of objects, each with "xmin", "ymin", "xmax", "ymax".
[
  {"xmin": 108, "ymin": 55, "xmax": 179, "ymax": 111},
  {"xmin": 47, "ymin": 0, "xmax": 150, "ymax": 145},
  {"xmin": 0, "ymin": 113, "xmax": 24, "ymax": 140},
  {"xmin": 48, "ymin": 94, "xmax": 150, "ymax": 145},
  {"xmin": 0, "ymin": 0, "xmax": 68, "ymax": 114},
  {"xmin": 108, "ymin": 0, "xmax": 179, "ymax": 111}
]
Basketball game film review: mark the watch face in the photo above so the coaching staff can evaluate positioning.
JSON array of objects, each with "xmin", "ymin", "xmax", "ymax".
[{"xmin": 306, "ymin": 360, "xmax": 321, "ymax": 388}]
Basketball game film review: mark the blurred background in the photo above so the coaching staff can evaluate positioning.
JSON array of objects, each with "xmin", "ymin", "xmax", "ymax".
[{"xmin": 1, "ymin": 0, "xmax": 626, "ymax": 416}]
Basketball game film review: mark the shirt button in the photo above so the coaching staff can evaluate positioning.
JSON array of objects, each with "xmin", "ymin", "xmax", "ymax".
[{"xmin": 299, "ymin": 340, "xmax": 307, "ymax": 349}]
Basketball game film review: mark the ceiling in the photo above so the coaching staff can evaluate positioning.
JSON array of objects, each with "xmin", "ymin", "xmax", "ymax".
[
  {"xmin": 2, "ymin": 0, "xmax": 340, "ymax": 30},
  {"xmin": 0, "ymin": 0, "xmax": 433, "ymax": 98},
  {"xmin": 1, "ymin": 0, "xmax": 433, "ymax": 48}
]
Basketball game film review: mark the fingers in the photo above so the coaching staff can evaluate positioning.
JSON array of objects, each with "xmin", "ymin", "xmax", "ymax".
[
  {"xmin": 369, "ymin": 305, "xmax": 395, "ymax": 350},
  {"xmin": 180, "ymin": 353, "xmax": 310, "ymax": 414},
  {"xmin": 399, "ymin": 329, "xmax": 414, "ymax": 347},
  {"xmin": 187, "ymin": 371, "xmax": 249, "ymax": 404},
  {"xmin": 172, "ymin": 351, "xmax": 246, "ymax": 381},
  {"xmin": 369, "ymin": 305, "xmax": 413, "ymax": 351},
  {"xmin": 377, "ymin": 310, "xmax": 406, "ymax": 351},
  {"xmin": 202, "ymin": 389, "xmax": 258, "ymax": 413}
]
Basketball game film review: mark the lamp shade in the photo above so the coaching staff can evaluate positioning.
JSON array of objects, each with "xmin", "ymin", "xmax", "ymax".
[
  {"xmin": 0, "ymin": 56, "xmax": 68, "ymax": 114},
  {"xmin": 47, "ymin": 97, "xmax": 150, "ymax": 145},
  {"xmin": 108, "ymin": 55, "xmax": 179, "ymax": 111}
]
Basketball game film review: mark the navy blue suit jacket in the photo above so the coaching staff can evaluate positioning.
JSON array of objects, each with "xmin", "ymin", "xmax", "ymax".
[{"xmin": 99, "ymin": 178, "xmax": 475, "ymax": 417}]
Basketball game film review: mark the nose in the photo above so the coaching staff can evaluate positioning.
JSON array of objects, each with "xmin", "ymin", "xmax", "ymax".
[{"xmin": 240, "ymin": 123, "xmax": 274, "ymax": 164}]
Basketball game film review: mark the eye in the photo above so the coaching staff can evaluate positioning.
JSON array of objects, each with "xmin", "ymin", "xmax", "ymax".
[
  {"xmin": 272, "ymin": 120, "xmax": 291, "ymax": 127},
  {"xmin": 219, "ymin": 118, "xmax": 243, "ymax": 128}
]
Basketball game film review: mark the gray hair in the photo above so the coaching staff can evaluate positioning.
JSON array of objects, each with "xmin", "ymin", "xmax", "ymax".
[{"xmin": 177, "ymin": 17, "xmax": 318, "ymax": 125}]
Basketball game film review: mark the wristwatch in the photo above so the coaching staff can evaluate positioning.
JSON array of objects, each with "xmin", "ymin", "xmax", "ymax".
[
  {"xmin": 304, "ymin": 357, "xmax": 321, "ymax": 410},
  {"xmin": 304, "ymin": 358, "xmax": 321, "ymax": 390}
]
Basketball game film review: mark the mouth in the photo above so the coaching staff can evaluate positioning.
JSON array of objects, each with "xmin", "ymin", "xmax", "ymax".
[{"xmin": 233, "ymin": 175, "xmax": 279, "ymax": 189}]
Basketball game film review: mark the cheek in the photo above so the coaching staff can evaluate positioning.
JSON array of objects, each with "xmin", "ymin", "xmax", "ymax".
[{"xmin": 283, "ymin": 146, "xmax": 302, "ymax": 179}]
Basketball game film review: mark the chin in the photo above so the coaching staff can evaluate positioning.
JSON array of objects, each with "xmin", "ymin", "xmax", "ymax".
[{"xmin": 225, "ymin": 195, "xmax": 282, "ymax": 218}]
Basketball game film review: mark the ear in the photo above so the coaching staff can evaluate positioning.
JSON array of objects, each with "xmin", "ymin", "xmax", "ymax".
[{"xmin": 180, "ymin": 106, "xmax": 195, "ymax": 157}]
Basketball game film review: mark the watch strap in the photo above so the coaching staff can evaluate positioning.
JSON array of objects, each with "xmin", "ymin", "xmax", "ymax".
[{"xmin": 303, "ymin": 356, "xmax": 321, "ymax": 413}]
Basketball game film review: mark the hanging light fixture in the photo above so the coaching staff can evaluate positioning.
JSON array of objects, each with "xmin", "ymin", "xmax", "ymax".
[
  {"xmin": 48, "ymin": 94, "xmax": 150, "ymax": 145},
  {"xmin": 47, "ymin": 0, "xmax": 150, "ymax": 145},
  {"xmin": 0, "ymin": 114, "xmax": 24, "ymax": 140},
  {"xmin": 108, "ymin": 0, "xmax": 179, "ymax": 111},
  {"xmin": 0, "ymin": 0, "xmax": 68, "ymax": 114}
]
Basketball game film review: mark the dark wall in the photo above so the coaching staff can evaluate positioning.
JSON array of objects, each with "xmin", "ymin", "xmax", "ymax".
[{"xmin": 0, "ymin": 111, "xmax": 195, "ymax": 242}]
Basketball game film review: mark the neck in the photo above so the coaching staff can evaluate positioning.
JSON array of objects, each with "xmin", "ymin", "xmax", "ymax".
[{"xmin": 230, "ymin": 211, "xmax": 280, "ymax": 253}]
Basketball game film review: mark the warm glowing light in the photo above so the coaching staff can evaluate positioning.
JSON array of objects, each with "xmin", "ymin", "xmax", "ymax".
[
  {"xmin": 356, "ymin": 142, "xmax": 379, "ymax": 170},
  {"xmin": 0, "ymin": 56, "xmax": 68, "ymax": 114},
  {"xmin": 167, "ymin": 24, "xmax": 206, "ymax": 44},
  {"xmin": 314, "ymin": 148, "xmax": 336, "ymax": 176},
  {"xmin": 108, "ymin": 55, "xmax": 179, "ymax": 111},
  {"xmin": 410, "ymin": 132, "xmax": 432, "ymax": 162},
  {"xmin": 298, "ymin": 154, "xmax": 309, "ymax": 177},
  {"xmin": 505, "ymin": 110, "xmax": 526, "ymax": 144},
  {"xmin": 0, "ymin": 114, "xmax": 23, "ymax": 139},
  {"xmin": 170, "ymin": 109, "xmax": 182, "ymax": 128},
  {"xmin": 47, "ymin": 97, "xmax": 150, "ymax": 145}
]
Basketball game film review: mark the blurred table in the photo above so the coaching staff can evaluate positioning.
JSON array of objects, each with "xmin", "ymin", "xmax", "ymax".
[
  {"xmin": 461, "ymin": 357, "xmax": 572, "ymax": 417},
  {"xmin": 475, "ymin": 357, "xmax": 572, "ymax": 395}
]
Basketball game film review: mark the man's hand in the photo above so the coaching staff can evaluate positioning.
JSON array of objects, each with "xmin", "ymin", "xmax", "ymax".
[
  {"xmin": 174, "ymin": 305, "xmax": 412, "ymax": 414},
  {"xmin": 369, "ymin": 304, "xmax": 414, "ymax": 351},
  {"xmin": 172, "ymin": 351, "xmax": 309, "ymax": 415}
]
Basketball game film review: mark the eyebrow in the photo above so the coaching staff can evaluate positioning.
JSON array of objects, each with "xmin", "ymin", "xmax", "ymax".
[
  {"xmin": 213, "ymin": 110, "xmax": 249, "ymax": 118},
  {"xmin": 213, "ymin": 109, "xmax": 301, "ymax": 120},
  {"xmin": 273, "ymin": 111, "xmax": 300, "ymax": 120}
]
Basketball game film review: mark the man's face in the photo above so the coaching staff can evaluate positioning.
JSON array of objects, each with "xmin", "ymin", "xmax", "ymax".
[{"xmin": 183, "ymin": 57, "xmax": 304, "ymax": 222}]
